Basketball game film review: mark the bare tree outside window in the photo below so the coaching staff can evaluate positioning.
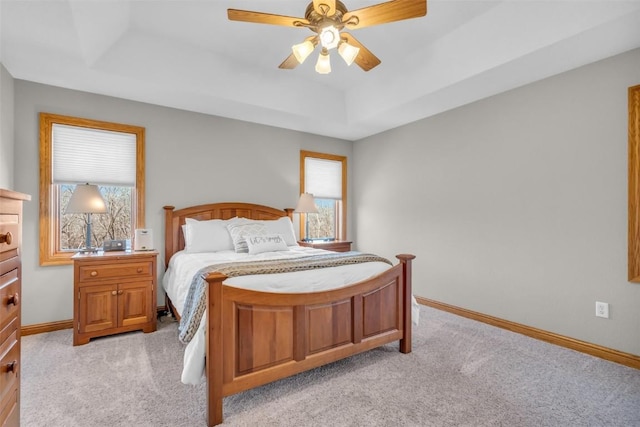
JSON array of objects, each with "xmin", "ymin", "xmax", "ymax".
[
  {"xmin": 59, "ymin": 184, "xmax": 133, "ymax": 250},
  {"xmin": 306, "ymin": 198, "xmax": 337, "ymax": 240}
]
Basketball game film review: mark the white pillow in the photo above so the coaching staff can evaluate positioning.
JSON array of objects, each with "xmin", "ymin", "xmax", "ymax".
[
  {"xmin": 227, "ymin": 222, "xmax": 267, "ymax": 253},
  {"xmin": 184, "ymin": 218, "xmax": 236, "ymax": 253},
  {"xmin": 246, "ymin": 234, "xmax": 289, "ymax": 255},
  {"xmin": 259, "ymin": 217, "xmax": 298, "ymax": 246}
]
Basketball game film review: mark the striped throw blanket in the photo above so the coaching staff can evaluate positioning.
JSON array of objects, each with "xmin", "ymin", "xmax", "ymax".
[{"xmin": 178, "ymin": 252, "xmax": 392, "ymax": 343}]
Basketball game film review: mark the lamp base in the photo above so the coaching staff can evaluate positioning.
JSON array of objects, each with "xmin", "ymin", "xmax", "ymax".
[{"xmin": 78, "ymin": 247, "xmax": 100, "ymax": 254}]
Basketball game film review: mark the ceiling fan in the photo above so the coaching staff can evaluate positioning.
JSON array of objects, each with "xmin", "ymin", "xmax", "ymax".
[{"xmin": 227, "ymin": 0, "xmax": 427, "ymax": 74}]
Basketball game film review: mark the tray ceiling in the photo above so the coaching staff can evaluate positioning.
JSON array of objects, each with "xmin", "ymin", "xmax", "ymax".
[{"xmin": 2, "ymin": 1, "xmax": 640, "ymax": 140}]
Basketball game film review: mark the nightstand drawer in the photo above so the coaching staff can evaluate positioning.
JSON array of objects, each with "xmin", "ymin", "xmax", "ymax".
[{"xmin": 78, "ymin": 260, "xmax": 153, "ymax": 282}]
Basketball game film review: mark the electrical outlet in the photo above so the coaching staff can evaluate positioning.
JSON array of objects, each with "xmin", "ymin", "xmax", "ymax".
[{"xmin": 595, "ymin": 301, "xmax": 609, "ymax": 318}]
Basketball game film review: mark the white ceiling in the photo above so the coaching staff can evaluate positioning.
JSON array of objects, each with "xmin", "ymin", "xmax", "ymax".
[{"xmin": 2, "ymin": 0, "xmax": 640, "ymax": 141}]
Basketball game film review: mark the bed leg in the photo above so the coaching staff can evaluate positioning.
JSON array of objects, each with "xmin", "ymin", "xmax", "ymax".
[
  {"xmin": 206, "ymin": 273, "xmax": 227, "ymax": 426},
  {"xmin": 396, "ymin": 254, "xmax": 415, "ymax": 354}
]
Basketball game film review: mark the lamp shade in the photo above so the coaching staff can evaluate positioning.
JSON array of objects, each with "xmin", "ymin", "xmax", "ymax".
[
  {"xmin": 65, "ymin": 184, "xmax": 108, "ymax": 214},
  {"xmin": 294, "ymin": 193, "xmax": 319, "ymax": 214}
]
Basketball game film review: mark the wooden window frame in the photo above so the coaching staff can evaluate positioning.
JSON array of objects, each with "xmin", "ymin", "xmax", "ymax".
[
  {"xmin": 39, "ymin": 113, "xmax": 146, "ymax": 266},
  {"xmin": 300, "ymin": 150, "xmax": 347, "ymax": 241},
  {"xmin": 629, "ymin": 85, "xmax": 640, "ymax": 281}
]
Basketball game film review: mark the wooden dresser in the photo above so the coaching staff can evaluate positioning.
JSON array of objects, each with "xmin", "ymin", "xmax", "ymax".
[
  {"xmin": 72, "ymin": 250, "xmax": 157, "ymax": 345},
  {"xmin": 0, "ymin": 189, "xmax": 30, "ymax": 427}
]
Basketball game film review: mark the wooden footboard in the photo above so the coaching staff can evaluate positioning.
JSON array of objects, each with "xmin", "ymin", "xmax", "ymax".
[{"xmin": 204, "ymin": 254, "xmax": 415, "ymax": 426}]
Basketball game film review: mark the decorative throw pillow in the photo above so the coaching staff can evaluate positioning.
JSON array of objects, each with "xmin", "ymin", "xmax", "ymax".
[
  {"xmin": 226, "ymin": 222, "xmax": 267, "ymax": 253},
  {"xmin": 259, "ymin": 217, "xmax": 298, "ymax": 246},
  {"xmin": 184, "ymin": 218, "xmax": 232, "ymax": 253},
  {"xmin": 246, "ymin": 234, "xmax": 289, "ymax": 255}
]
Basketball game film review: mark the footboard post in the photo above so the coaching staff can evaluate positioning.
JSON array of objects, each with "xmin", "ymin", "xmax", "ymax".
[
  {"xmin": 205, "ymin": 272, "xmax": 227, "ymax": 427},
  {"xmin": 396, "ymin": 254, "xmax": 415, "ymax": 354}
]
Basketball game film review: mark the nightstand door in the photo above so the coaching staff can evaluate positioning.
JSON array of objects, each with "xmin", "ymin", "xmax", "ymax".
[
  {"xmin": 118, "ymin": 281, "xmax": 153, "ymax": 327},
  {"xmin": 78, "ymin": 284, "xmax": 118, "ymax": 334}
]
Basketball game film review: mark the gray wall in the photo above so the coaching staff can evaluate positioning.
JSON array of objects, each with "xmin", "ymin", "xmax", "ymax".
[
  {"xmin": 9, "ymin": 48, "xmax": 640, "ymax": 357},
  {"xmin": 13, "ymin": 81, "xmax": 352, "ymax": 326},
  {"xmin": 354, "ymin": 48, "xmax": 640, "ymax": 356},
  {"xmin": 0, "ymin": 63, "xmax": 14, "ymax": 188}
]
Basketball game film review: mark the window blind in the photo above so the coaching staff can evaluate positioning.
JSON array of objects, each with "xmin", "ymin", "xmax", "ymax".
[
  {"xmin": 305, "ymin": 157, "xmax": 342, "ymax": 199},
  {"xmin": 52, "ymin": 124, "xmax": 137, "ymax": 186}
]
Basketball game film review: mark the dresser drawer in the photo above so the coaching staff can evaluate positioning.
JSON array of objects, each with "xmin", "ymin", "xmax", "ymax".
[
  {"xmin": 78, "ymin": 260, "xmax": 153, "ymax": 282},
  {"xmin": 0, "ymin": 257, "xmax": 18, "ymax": 278},
  {"xmin": 0, "ymin": 329, "xmax": 18, "ymax": 404},
  {"xmin": 0, "ymin": 270, "xmax": 19, "ymax": 327},
  {"xmin": 0, "ymin": 387, "xmax": 18, "ymax": 427},
  {"xmin": 0, "ymin": 319, "xmax": 17, "ymax": 355},
  {"xmin": 0, "ymin": 221, "xmax": 19, "ymax": 264}
]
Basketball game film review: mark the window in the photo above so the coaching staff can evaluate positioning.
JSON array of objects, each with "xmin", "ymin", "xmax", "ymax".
[
  {"xmin": 300, "ymin": 150, "xmax": 347, "ymax": 241},
  {"xmin": 39, "ymin": 113, "xmax": 145, "ymax": 266}
]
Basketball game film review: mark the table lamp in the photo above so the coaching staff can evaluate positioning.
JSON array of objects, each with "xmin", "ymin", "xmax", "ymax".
[
  {"xmin": 65, "ymin": 183, "xmax": 108, "ymax": 252},
  {"xmin": 294, "ymin": 193, "xmax": 318, "ymax": 242}
]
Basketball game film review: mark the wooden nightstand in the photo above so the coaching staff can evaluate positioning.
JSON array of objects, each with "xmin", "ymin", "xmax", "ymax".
[
  {"xmin": 298, "ymin": 240, "xmax": 352, "ymax": 252},
  {"xmin": 72, "ymin": 250, "xmax": 157, "ymax": 345}
]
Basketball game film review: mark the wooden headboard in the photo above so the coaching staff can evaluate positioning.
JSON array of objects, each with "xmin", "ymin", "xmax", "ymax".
[{"xmin": 163, "ymin": 202, "xmax": 294, "ymax": 268}]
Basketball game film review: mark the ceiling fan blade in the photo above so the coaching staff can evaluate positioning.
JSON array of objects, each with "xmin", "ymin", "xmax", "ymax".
[
  {"xmin": 340, "ymin": 33, "xmax": 381, "ymax": 72},
  {"xmin": 279, "ymin": 54, "xmax": 300, "ymax": 70},
  {"xmin": 228, "ymin": 9, "xmax": 309, "ymax": 27},
  {"xmin": 342, "ymin": 0, "xmax": 427, "ymax": 30},
  {"xmin": 313, "ymin": 0, "xmax": 336, "ymax": 17}
]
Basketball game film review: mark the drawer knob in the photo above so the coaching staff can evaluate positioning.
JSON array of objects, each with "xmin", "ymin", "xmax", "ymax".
[
  {"xmin": 6, "ymin": 360, "xmax": 17, "ymax": 373},
  {"xmin": 118, "ymin": 290, "xmax": 123, "ymax": 295},
  {"xmin": 111, "ymin": 290, "xmax": 117, "ymax": 296},
  {"xmin": 137, "ymin": 268, "xmax": 143, "ymax": 273},
  {"xmin": 0, "ymin": 231, "xmax": 12, "ymax": 245},
  {"xmin": 90, "ymin": 271, "xmax": 98, "ymax": 277},
  {"xmin": 7, "ymin": 293, "xmax": 19, "ymax": 307}
]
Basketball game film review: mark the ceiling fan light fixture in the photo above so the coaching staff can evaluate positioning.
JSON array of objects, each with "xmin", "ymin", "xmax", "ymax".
[
  {"xmin": 319, "ymin": 25, "xmax": 340, "ymax": 50},
  {"xmin": 315, "ymin": 49, "xmax": 331, "ymax": 74},
  {"xmin": 292, "ymin": 40, "xmax": 315, "ymax": 64},
  {"xmin": 338, "ymin": 41, "xmax": 360, "ymax": 66}
]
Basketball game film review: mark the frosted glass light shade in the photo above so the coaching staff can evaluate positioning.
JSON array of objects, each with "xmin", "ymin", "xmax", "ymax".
[
  {"xmin": 292, "ymin": 40, "xmax": 315, "ymax": 64},
  {"xmin": 338, "ymin": 41, "xmax": 360, "ymax": 66},
  {"xmin": 65, "ymin": 184, "xmax": 108, "ymax": 214},
  {"xmin": 315, "ymin": 50, "xmax": 331, "ymax": 74}
]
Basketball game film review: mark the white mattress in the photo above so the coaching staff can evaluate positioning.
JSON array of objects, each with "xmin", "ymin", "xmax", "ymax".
[{"xmin": 162, "ymin": 246, "xmax": 419, "ymax": 384}]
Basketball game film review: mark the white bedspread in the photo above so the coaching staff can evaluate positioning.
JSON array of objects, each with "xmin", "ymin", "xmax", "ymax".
[{"xmin": 162, "ymin": 246, "xmax": 419, "ymax": 384}]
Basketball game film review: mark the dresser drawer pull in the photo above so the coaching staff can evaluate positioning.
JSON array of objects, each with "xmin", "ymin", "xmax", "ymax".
[
  {"xmin": 0, "ymin": 232, "xmax": 12, "ymax": 245},
  {"xmin": 7, "ymin": 293, "xmax": 19, "ymax": 307},
  {"xmin": 6, "ymin": 360, "xmax": 17, "ymax": 373},
  {"xmin": 137, "ymin": 268, "xmax": 143, "ymax": 273},
  {"xmin": 118, "ymin": 290, "xmax": 123, "ymax": 295},
  {"xmin": 111, "ymin": 290, "xmax": 117, "ymax": 296},
  {"xmin": 90, "ymin": 271, "xmax": 98, "ymax": 277}
]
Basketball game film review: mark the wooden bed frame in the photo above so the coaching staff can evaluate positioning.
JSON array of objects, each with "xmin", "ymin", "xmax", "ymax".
[{"xmin": 163, "ymin": 202, "xmax": 415, "ymax": 426}]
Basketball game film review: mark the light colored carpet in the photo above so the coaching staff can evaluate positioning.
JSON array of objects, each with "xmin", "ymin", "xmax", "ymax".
[{"xmin": 22, "ymin": 306, "xmax": 640, "ymax": 426}]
